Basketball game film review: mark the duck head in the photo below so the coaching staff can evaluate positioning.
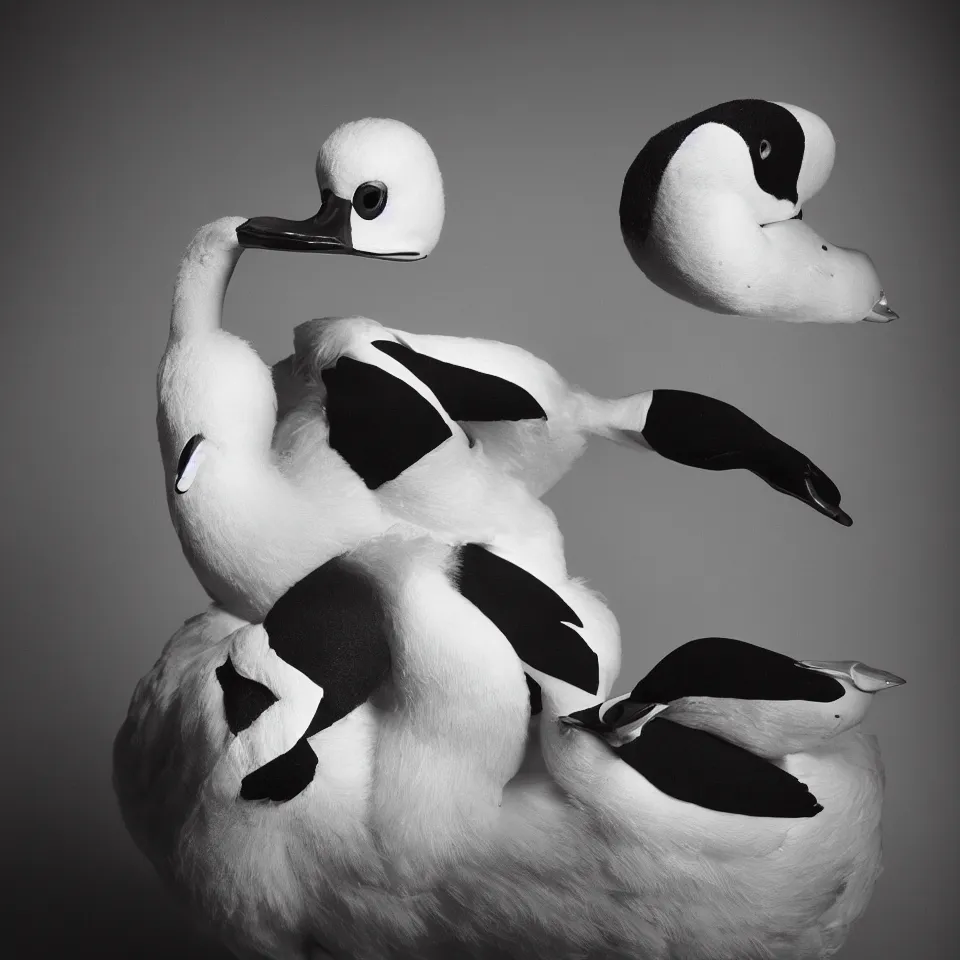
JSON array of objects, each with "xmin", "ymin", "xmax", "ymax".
[
  {"xmin": 563, "ymin": 636, "xmax": 904, "ymax": 758},
  {"xmin": 620, "ymin": 101, "xmax": 825, "ymax": 249},
  {"xmin": 237, "ymin": 117, "xmax": 444, "ymax": 260},
  {"xmin": 620, "ymin": 99, "xmax": 897, "ymax": 323}
]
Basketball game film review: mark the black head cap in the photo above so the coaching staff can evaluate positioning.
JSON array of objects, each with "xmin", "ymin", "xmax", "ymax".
[
  {"xmin": 631, "ymin": 637, "xmax": 844, "ymax": 705},
  {"xmin": 620, "ymin": 99, "xmax": 805, "ymax": 252}
]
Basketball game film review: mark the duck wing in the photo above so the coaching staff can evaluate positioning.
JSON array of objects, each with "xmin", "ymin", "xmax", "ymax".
[
  {"xmin": 616, "ymin": 718, "xmax": 823, "ymax": 818},
  {"xmin": 452, "ymin": 542, "xmax": 601, "ymax": 697}
]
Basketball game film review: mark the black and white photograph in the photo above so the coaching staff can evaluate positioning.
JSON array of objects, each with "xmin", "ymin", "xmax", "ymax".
[{"xmin": 2, "ymin": 2, "xmax": 955, "ymax": 958}]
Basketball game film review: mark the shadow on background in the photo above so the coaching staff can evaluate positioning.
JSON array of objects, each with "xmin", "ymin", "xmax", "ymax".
[{"xmin": 16, "ymin": 850, "xmax": 232, "ymax": 958}]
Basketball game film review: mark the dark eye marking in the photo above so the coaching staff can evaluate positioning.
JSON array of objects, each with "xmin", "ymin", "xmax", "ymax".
[
  {"xmin": 353, "ymin": 181, "xmax": 388, "ymax": 220},
  {"xmin": 759, "ymin": 139, "xmax": 772, "ymax": 159}
]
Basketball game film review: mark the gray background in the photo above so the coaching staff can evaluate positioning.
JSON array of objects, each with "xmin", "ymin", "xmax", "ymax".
[{"xmin": 1, "ymin": 1, "xmax": 955, "ymax": 957}]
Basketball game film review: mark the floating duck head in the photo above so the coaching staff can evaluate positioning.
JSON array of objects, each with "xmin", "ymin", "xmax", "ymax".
[
  {"xmin": 620, "ymin": 99, "xmax": 897, "ymax": 323},
  {"xmin": 237, "ymin": 118, "xmax": 444, "ymax": 260},
  {"xmin": 564, "ymin": 636, "xmax": 904, "ymax": 758}
]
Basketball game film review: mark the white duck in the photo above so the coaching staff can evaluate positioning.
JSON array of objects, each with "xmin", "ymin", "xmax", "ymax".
[
  {"xmin": 133, "ymin": 113, "xmax": 867, "ymax": 957},
  {"xmin": 160, "ymin": 116, "xmax": 596, "ymax": 622},
  {"xmin": 540, "ymin": 635, "xmax": 905, "ymax": 958},
  {"xmin": 619, "ymin": 99, "xmax": 898, "ymax": 323},
  {"xmin": 159, "ymin": 123, "xmax": 445, "ymax": 622},
  {"xmin": 131, "ymin": 109, "xmax": 630, "ymax": 952}
]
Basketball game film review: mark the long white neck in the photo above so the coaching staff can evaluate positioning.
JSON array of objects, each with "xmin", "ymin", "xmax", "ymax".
[
  {"xmin": 158, "ymin": 218, "xmax": 299, "ymax": 620},
  {"xmin": 168, "ymin": 217, "xmax": 248, "ymax": 342},
  {"xmin": 158, "ymin": 216, "xmax": 275, "ymax": 458}
]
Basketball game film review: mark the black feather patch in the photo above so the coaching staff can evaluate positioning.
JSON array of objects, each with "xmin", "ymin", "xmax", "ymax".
[
  {"xmin": 452, "ymin": 543, "xmax": 599, "ymax": 695},
  {"xmin": 239, "ymin": 736, "xmax": 318, "ymax": 803},
  {"xmin": 216, "ymin": 655, "xmax": 279, "ymax": 734},
  {"xmin": 615, "ymin": 718, "xmax": 823, "ymax": 818},
  {"xmin": 631, "ymin": 637, "xmax": 844, "ymax": 704},
  {"xmin": 234, "ymin": 557, "xmax": 390, "ymax": 803},
  {"xmin": 639, "ymin": 389, "xmax": 848, "ymax": 524},
  {"xmin": 620, "ymin": 99, "xmax": 804, "ymax": 256},
  {"xmin": 322, "ymin": 356, "xmax": 453, "ymax": 488},
  {"xmin": 373, "ymin": 340, "xmax": 547, "ymax": 422},
  {"xmin": 264, "ymin": 556, "xmax": 392, "ymax": 739},
  {"xmin": 526, "ymin": 673, "xmax": 544, "ymax": 716},
  {"xmin": 235, "ymin": 557, "xmax": 392, "ymax": 805},
  {"xmin": 641, "ymin": 389, "xmax": 781, "ymax": 470}
]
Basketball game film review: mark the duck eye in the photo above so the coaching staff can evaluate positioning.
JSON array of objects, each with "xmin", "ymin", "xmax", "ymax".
[
  {"xmin": 353, "ymin": 181, "xmax": 388, "ymax": 220},
  {"xmin": 759, "ymin": 139, "xmax": 772, "ymax": 160}
]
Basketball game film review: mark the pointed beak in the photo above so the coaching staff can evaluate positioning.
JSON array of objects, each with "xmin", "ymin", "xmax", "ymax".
[
  {"xmin": 237, "ymin": 193, "xmax": 359, "ymax": 253},
  {"xmin": 559, "ymin": 702, "xmax": 607, "ymax": 732},
  {"xmin": 862, "ymin": 293, "xmax": 899, "ymax": 323},
  {"xmin": 803, "ymin": 472, "xmax": 853, "ymax": 527},
  {"xmin": 798, "ymin": 659, "xmax": 906, "ymax": 692},
  {"xmin": 236, "ymin": 193, "xmax": 424, "ymax": 260}
]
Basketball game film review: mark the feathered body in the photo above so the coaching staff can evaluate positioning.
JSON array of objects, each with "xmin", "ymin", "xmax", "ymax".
[
  {"xmin": 116, "ymin": 610, "xmax": 888, "ymax": 960},
  {"xmin": 541, "ymin": 719, "xmax": 885, "ymax": 959},
  {"xmin": 117, "ymin": 115, "xmax": 894, "ymax": 960}
]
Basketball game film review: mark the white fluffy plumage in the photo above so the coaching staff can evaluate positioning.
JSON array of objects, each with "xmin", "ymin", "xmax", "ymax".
[{"xmin": 119, "ymin": 113, "xmax": 899, "ymax": 960}]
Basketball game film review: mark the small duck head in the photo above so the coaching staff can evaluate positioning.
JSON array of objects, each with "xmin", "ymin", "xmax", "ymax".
[
  {"xmin": 237, "ymin": 117, "xmax": 444, "ymax": 260},
  {"xmin": 621, "ymin": 100, "xmax": 829, "ymax": 249},
  {"xmin": 620, "ymin": 99, "xmax": 896, "ymax": 323},
  {"xmin": 563, "ymin": 637, "xmax": 904, "ymax": 759}
]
